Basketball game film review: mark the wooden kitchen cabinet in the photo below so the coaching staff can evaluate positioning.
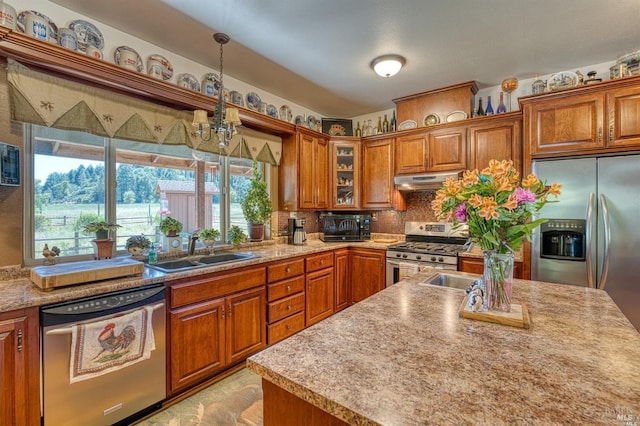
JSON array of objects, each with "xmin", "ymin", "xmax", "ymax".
[
  {"xmin": 280, "ymin": 128, "xmax": 329, "ymax": 210},
  {"xmin": 468, "ymin": 114, "xmax": 522, "ymax": 172},
  {"xmin": 330, "ymin": 138, "xmax": 360, "ymax": 210},
  {"xmin": 305, "ymin": 252, "xmax": 335, "ymax": 326},
  {"xmin": 361, "ymin": 136, "xmax": 406, "ymax": 210},
  {"xmin": 267, "ymin": 258, "xmax": 306, "ymax": 345},
  {"xmin": 349, "ymin": 248, "xmax": 385, "ymax": 304},
  {"xmin": 606, "ymin": 85, "xmax": 640, "ymax": 148},
  {"xmin": 458, "ymin": 256, "xmax": 524, "ymax": 279},
  {"xmin": 167, "ymin": 267, "xmax": 266, "ymax": 394},
  {"xmin": 0, "ymin": 308, "xmax": 39, "ymax": 426},
  {"xmin": 395, "ymin": 127, "xmax": 466, "ymax": 175},
  {"xmin": 334, "ymin": 248, "xmax": 350, "ymax": 312}
]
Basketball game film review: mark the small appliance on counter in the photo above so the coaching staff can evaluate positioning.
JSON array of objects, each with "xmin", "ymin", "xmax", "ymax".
[
  {"xmin": 320, "ymin": 213, "xmax": 371, "ymax": 242},
  {"xmin": 288, "ymin": 217, "xmax": 307, "ymax": 245}
]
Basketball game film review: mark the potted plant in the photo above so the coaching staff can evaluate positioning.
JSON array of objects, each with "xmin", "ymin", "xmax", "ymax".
[
  {"xmin": 125, "ymin": 234, "xmax": 152, "ymax": 256},
  {"xmin": 227, "ymin": 225, "xmax": 247, "ymax": 246},
  {"xmin": 159, "ymin": 216, "xmax": 183, "ymax": 236},
  {"xmin": 82, "ymin": 221, "xmax": 121, "ymax": 240},
  {"xmin": 199, "ymin": 228, "xmax": 221, "ymax": 251},
  {"xmin": 240, "ymin": 161, "xmax": 273, "ymax": 241}
]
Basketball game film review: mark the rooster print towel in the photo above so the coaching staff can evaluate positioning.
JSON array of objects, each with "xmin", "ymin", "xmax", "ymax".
[{"xmin": 69, "ymin": 306, "xmax": 155, "ymax": 383}]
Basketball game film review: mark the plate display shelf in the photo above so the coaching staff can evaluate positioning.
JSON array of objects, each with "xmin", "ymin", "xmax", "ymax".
[{"xmin": 0, "ymin": 27, "xmax": 296, "ymax": 136}]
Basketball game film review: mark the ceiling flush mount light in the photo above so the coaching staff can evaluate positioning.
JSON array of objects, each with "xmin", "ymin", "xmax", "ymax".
[
  {"xmin": 370, "ymin": 54, "xmax": 406, "ymax": 78},
  {"xmin": 193, "ymin": 33, "xmax": 241, "ymax": 149}
]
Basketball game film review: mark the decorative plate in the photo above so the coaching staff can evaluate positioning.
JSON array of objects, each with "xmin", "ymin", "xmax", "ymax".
[
  {"xmin": 294, "ymin": 115, "xmax": 305, "ymax": 126},
  {"xmin": 246, "ymin": 92, "xmax": 261, "ymax": 110},
  {"xmin": 114, "ymin": 46, "xmax": 143, "ymax": 73},
  {"xmin": 266, "ymin": 104, "xmax": 278, "ymax": 118},
  {"xmin": 202, "ymin": 73, "xmax": 221, "ymax": 96},
  {"xmin": 307, "ymin": 115, "xmax": 318, "ymax": 129},
  {"xmin": 398, "ymin": 119, "xmax": 417, "ymax": 130},
  {"xmin": 279, "ymin": 105, "xmax": 292, "ymax": 122},
  {"xmin": 424, "ymin": 113, "xmax": 440, "ymax": 126},
  {"xmin": 445, "ymin": 110, "xmax": 468, "ymax": 123},
  {"xmin": 176, "ymin": 73, "xmax": 200, "ymax": 92},
  {"xmin": 146, "ymin": 54, "xmax": 173, "ymax": 80},
  {"xmin": 68, "ymin": 19, "xmax": 104, "ymax": 52},
  {"xmin": 547, "ymin": 71, "xmax": 579, "ymax": 92},
  {"xmin": 230, "ymin": 91, "xmax": 244, "ymax": 107},
  {"xmin": 17, "ymin": 10, "xmax": 58, "ymax": 43}
]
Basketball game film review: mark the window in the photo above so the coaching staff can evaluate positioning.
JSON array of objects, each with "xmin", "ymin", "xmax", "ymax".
[{"xmin": 25, "ymin": 124, "xmax": 268, "ymax": 264}]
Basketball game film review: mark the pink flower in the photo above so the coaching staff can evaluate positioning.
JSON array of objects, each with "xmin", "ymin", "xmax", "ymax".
[
  {"xmin": 514, "ymin": 187, "xmax": 535, "ymax": 204},
  {"xmin": 454, "ymin": 203, "xmax": 467, "ymax": 222}
]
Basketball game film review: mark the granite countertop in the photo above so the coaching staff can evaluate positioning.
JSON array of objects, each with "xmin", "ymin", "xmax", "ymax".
[
  {"xmin": 0, "ymin": 238, "xmax": 395, "ymax": 313},
  {"xmin": 247, "ymin": 269, "xmax": 640, "ymax": 425}
]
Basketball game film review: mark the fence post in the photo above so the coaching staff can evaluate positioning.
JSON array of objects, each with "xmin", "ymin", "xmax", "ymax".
[{"xmin": 74, "ymin": 231, "xmax": 80, "ymax": 254}]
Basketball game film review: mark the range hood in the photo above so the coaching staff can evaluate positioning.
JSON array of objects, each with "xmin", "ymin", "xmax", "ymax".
[{"xmin": 394, "ymin": 171, "xmax": 463, "ymax": 191}]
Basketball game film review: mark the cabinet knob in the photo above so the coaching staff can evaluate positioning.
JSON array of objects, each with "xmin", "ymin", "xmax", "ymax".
[
  {"xmin": 285, "ymin": 267, "xmax": 291, "ymax": 273},
  {"xmin": 287, "ymin": 305, "xmax": 292, "ymax": 310},
  {"xmin": 598, "ymin": 127, "xmax": 603, "ymax": 142},
  {"xmin": 286, "ymin": 285, "xmax": 291, "ymax": 291},
  {"xmin": 320, "ymin": 260, "xmax": 324, "ymax": 265},
  {"xmin": 609, "ymin": 125, "xmax": 614, "ymax": 141},
  {"xmin": 286, "ymin": 325, "xmax": 291, "ymax": 330}
]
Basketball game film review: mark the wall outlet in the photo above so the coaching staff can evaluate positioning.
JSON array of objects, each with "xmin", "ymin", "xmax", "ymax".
[
  {"xmin": 289, "ymin": 211, "xmax": 297, "ymax": 218},
  {"xmin": 371, "ymin": 212, "xmax": 378, "ymax": 221}
]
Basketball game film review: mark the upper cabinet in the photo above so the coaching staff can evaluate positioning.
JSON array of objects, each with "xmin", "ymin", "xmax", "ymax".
[
  {"xmin": 280, "ymin": 127, "xmax": 329, "ymax": 211},
  {"xmin": 329, "ymin": 138, "xmax": 360, "ymax": 210},
  {"xmin": 521, "ymin": 76, "xmax": 640, "ymax": 158},
  {"xmin": 395, "ymin": 127, "xmax": 467, "ymax": 175},
  {"xmin": 468, "ymin": 113, "xmax": 522, "ymax": 172},
  {"xmin": 361, "ymin": 136, "xmax": 406, "ymax": 210}
]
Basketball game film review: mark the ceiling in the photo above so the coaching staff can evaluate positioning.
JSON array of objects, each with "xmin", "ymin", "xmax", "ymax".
[{"xmin": 51, "ymin": 0, "xmax": 640, "ymax": 118}]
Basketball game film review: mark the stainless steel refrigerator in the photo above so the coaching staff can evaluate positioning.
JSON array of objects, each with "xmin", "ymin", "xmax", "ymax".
[{"xmin": 532, "ymin": 154, "xmax": 640, "ymax": 331}]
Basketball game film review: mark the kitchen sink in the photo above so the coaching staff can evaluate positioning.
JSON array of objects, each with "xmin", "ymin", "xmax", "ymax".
[
  {"xmin": 422, "ymin": 272, "xmax": 480, "ymax": 291},
  {"xmin": 146, "ymin": 251, "xmax": 260, "ymax": 273}
]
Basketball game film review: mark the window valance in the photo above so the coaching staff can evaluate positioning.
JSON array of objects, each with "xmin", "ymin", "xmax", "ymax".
[{"xmin": 6, "ymin": 59, "xmax": 281, "ymax": 165}]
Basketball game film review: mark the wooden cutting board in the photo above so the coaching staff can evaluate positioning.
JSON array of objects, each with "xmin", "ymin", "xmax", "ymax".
[
  {"xmin": 459, "ymin": 296, "xmax": 530, "ymax": 329},
  {"xmin": 31, "ymin": 257, "xmax": 145, "ymax": 290},
  {"xmin": 373, "ymin": 238, "xmax": 398, "ymax": 244}
]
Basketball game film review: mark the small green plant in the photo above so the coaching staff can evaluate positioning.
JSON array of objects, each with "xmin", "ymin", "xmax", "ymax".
[
  {"xmin": 159, "ymin": 216, "xmax": 183, "ymax": 235},
  {"xmin": 199, "ymin": 228, "xmax": 221, "ymax": 241},
  {"xmin": 125, "ymin": 235, "xmax": 152, "ymax": 251},
  {"xmin": 227, "ymin": 225, "xmax": 247, "ymax": 246},
  {"xmin": 82, "ymin": 220, "xmax": 121, "ymax": 239},
  {"xmin": 240, "ymin": 161, "xmax": 273, "ymax": 224}
]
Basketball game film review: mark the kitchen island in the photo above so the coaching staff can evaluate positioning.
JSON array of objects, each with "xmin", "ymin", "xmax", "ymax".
[{"xmin": 247, "ymin": 270, "xmax": 640, "ymax": 425}]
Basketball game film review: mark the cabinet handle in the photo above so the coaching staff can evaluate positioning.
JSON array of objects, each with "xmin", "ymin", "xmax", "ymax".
[
  {"xmin": 286, "ymin": 285, "xmax": 291, "ymax": 291},
  {"xmin": 285, "ymin": 267, "xmax": 291, "ymax": 273},
  {"xmin": 17, "ymin": 328, "xmax": 23, "ymax": 352},
  {"xmin": 320, "ymin": 260, "xmax": 324, "ymax": 265},
  {"xmin": 222, "ymin": 305, "xmax": 225, "ymax": 320},
  {"xmin": 609, "ymin": 125, "xmax": 614, "ymax": 141},
  {"xmin": 287, "ymin": 305, "xmax": 292, "ymax": 310},
  {"xmin": 598, "ymin": 127, "xmax": 603, "ymax": 142},
  {"xmin": 286, "ymin": 325, "xmax": 291, "ymax": 330},
  {"xmin": 228, "ymin": 304, "xmax": 232, "ymax": 317}
]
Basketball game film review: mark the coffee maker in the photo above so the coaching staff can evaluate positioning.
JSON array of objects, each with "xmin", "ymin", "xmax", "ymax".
[{"xmin": 288, "ymin": 218, "xmax": 307, "ymax": 245}]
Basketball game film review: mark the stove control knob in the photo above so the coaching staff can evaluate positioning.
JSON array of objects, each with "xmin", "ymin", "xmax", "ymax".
[
  {"xmin": 402, "ymin": 254, "xmax": 408, "ymax": 259},
  {"xmin": 430, "ymin": 256, "xmax": 436, "ymax": 262},
  {"xmin": 416, "ymin": 255, "xmax": 422, "ymax": 260},
  {"xmin": 438, "ymin": 257, "xmax": 444, "ymax": 262},
  {"xmin": 395, "ymin": 253, "xmax": 402, "ymax": 258}
]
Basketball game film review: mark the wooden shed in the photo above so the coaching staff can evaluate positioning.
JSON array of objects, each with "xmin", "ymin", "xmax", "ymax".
[{"xmin": 155, "ymin": 180, "xmax": 218, "ymax": 233}]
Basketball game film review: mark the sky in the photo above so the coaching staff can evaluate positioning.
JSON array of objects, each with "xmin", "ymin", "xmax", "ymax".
[{"xmin": 33, "ymin": 156, "xmax": 103, "ymax": 182}]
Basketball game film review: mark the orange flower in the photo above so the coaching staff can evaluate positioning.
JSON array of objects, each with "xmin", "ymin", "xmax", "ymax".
[
  {"xmin": 503, "ymin": 193, "xmax": 518, "ymax": 211},
  {"xmin": 522, "ymin": 174, "xmax": 539, "ymax": 188},
  {"xmin": 547, "ymin": 182, "xmax": 562, "ymax": 196},
  {"xmin": 468, "ymin": 194, "xmax": 483, "ymax": 208},
  {"xmin": 462, "ymin": 170, "xmax": 479, "ymax": 186},
  {"xmin": 495, "ymin": 177, "xmax": 514, "ymax": 193},
  {"xmin": 478, "ymin": 197, "xmax": 499, "ymax": 219},
  {"xmin": 443, "ymin": 177, "xmax": 462, "ymax": 195}
]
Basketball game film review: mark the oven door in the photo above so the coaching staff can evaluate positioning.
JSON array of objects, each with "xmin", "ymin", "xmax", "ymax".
[{"xmin": 386, "ymin": 258, "xmax": 455, "ymax": 287}]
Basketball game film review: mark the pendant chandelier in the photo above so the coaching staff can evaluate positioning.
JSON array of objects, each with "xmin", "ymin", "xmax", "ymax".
[{"xmin": 192, "ymin": 33, "xmax": 241, "ymax": 149}]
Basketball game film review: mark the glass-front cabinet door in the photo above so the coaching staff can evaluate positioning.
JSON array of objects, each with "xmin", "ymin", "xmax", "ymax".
[{"xmin": 330, "ymin": 138, "xmax": 360, "ymax": 210}]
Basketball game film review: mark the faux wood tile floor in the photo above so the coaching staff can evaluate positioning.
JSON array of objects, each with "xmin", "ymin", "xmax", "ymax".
[{"xmin": 136, "ymin": 368, "xmax": 263, "ymax": 426}]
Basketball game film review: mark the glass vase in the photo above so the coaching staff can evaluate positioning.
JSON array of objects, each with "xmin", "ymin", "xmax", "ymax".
[{"xmin": 483, "ymin": 251, "xmax": 514, "ymax": 312}]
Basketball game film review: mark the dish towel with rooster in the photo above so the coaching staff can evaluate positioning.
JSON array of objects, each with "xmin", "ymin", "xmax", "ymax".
[{"xmin": 69, "ymin": 306, "xmax": 155, "ymax": 383}]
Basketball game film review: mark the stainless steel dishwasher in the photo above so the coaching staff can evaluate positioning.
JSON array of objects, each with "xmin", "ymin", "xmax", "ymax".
[{"xmin": 40, "ymin": 283, "xmax": 166, "ymax": 426}]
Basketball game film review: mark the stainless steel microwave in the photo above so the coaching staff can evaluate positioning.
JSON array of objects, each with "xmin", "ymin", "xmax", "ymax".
[
  {"xmin": 320, "ymin": 214, "xmax": 371, "ymax": 242},
  {"xmin": 0, "ymin": 142, "xmax": 20, "ymax": 186}
]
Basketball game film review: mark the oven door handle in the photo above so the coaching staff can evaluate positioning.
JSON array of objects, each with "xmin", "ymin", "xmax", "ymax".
[{"xmin": 44, "ymin": 302, "xmax": 165, "ymax": 335}]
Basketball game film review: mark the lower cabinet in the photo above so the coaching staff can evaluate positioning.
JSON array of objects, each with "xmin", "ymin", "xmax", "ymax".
[
  {"xmin": 349, "ymin": 248, "xmax": 386, "ymax": 304},
  {"xmin": 0, "ymin": 308, "xmax": 39, "ymax": 426},
  {"xmin": 267, "ymin": 258, "xmax": 306, "ymax": 345},
  {"xmin": 167, "ymin": 267, "xmax": 266, "ymax": 395},
  {"xmin": 458, "ymin": 256, "xmax": 524, "ymax": 279},
  {"xmin": 305, "ymin": 252, "xmax": 335, "ymax": 326},
  {"xmin": 334, "ymin": 249, "xmax": 350, "ymax": 312}
]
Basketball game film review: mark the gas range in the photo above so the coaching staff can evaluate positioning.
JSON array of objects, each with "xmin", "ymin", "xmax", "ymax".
[{"xmin": 387, "ymin": 222, "xmax": 469, "ymax": 267}]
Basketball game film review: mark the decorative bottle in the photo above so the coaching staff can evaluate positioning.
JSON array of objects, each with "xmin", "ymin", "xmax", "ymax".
[
  {"xmin": 355, "ymin": 121, "xmax": 362, "ymax": 137},
  {"xmin": 485, "ymin": 96, "xmax": 494, "ymax": 115},
  {"xmin": 148, "ymin": 243, "xmax": 158, "ymax": 264},
  {"xmin": 364, "ymin": 119, "xmax": 373, "ymax": 136},
  {"xmin": 383, "ymin": 114, "xmax": 389, "ymax": 133},
  {"xmin": 391, "ymin": 110, "xmax": 397, "ymax": 131},
  {"xmin": 477, "ymin": 97, "xmax": 485, "ymax": 116},
  {"xmin": 496, "ymin": 92, "xmax": 507, "ymax": 114},
  {"xmin": 377, "ymin": 116, "xmax": 383, "ymax": 134}
]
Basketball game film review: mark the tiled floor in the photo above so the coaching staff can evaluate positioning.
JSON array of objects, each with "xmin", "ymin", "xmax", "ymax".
[{"xmin": 136, "ymin": 368, "xmax": 263, "ymax": 426}]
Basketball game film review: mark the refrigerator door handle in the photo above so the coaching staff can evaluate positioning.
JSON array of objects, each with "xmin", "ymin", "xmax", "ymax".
[
  {"xmin": 585, "ymin": 192, "xmax": 595, "ymax": 288},
  {"xmin": 599, "ymin": 194, "xmax": 611, "ymax": 289}
]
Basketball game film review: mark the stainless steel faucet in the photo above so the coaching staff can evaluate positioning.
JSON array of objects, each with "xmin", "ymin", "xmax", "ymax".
[{"xmin": 188, "ymin": 231, "xmax": 199, "ymax": 256}]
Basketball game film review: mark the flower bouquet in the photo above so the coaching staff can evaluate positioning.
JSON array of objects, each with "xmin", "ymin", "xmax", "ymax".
[{"xmin": 431, "ymin": 159, "xmax": 561, "ymax": 311}]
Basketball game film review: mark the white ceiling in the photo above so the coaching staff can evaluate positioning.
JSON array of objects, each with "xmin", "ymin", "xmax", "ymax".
[{"xmin": 51, "ymin": 0, "xmax": 640, "ymax": 118}]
